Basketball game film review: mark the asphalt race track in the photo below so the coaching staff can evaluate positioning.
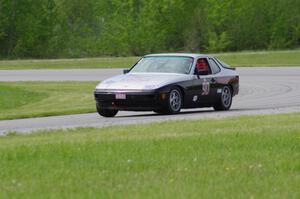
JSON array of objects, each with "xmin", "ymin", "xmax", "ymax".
[{"xmin": 1, "ymin": 67, "xmax": 300, "ymax": 134}]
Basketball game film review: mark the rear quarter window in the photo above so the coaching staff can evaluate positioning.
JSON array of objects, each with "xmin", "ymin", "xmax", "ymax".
[
  {"xmin": 215, "ymin": 58, "xmax": 233, "ymax": 69},
  {"xmin": 208, "ymin": 58, "xmax": 221, "ymax": 74}
]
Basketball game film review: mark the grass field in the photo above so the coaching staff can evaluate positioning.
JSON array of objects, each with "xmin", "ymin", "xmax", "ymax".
[
  {"xmin": 0, "ymin": 113, "xmax": 299, "ymax": 198},
  {"xmin": 0, "ymin": 57, "xmax": 139, "ymax": 70},
  {"xmin": 0, "ymin": 49, "xmax": 300, "ymax": 70},
  {"xmin": 0, "ymin": 82, "xmax": 96, "ymax": 120},
  {"xmin": 216, "ymin": 49, "xmax": 300, "ymax": 67}
]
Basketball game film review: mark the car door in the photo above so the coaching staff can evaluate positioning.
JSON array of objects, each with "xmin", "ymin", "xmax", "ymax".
[
  {"xmin": 192, "ymin": 58, "xmax": 218, "ymax": 105},
  {"xmin": 206, "ymin": 57, "xmax": 221, "ymax": 102}
]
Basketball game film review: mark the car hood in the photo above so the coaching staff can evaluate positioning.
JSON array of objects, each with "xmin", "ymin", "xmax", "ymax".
[{"xmin": 96, "ymin": 72, "xmax": 192, "ymax": 90}]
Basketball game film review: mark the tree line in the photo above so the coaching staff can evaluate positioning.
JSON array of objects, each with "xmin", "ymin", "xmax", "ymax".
[{"xmin": 0, "ymin": 0, "xmax": 299, "ymax": 58}]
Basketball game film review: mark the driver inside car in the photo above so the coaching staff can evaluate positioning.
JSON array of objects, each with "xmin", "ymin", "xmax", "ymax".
[{"xmin": 196, "ymin": 58, "xmax": 211, "ymax": 75}]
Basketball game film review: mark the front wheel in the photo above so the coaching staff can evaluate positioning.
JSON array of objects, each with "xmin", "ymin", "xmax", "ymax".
[
  {"xmin": 165, "ymin": 88, "xmax": 182, "ymax": 114},
  {"xmin": 96, "ymin": 104, "xmax": 118, "ymax": 117},
  {"xmin": 213, "ymin": 86, "xmax": 232, "ymax": 111}
]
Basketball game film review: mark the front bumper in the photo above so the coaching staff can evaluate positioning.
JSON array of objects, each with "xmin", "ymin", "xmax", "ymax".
[{"xmin": 94, "ymin": 89, "xmax": 167, "ymax": 111}]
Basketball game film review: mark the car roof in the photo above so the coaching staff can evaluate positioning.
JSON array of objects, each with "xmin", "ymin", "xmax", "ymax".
[{"xmin": 144, "ymin": 53, "xmax": 210, "ymax": 59}]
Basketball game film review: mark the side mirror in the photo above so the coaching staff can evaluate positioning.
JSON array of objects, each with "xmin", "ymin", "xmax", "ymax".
[{"xmin": 123, "ymin": 69, "xmax": 130, "ymax": 74}]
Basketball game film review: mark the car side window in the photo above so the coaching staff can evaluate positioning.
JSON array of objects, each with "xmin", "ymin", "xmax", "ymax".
[
  {"xmin": 195, "ymin": 58, "xmax": 212, "ymax": 75},
  {"xmin": 208, "ymin": 58, "xmax": 221, "ymax": 74}
]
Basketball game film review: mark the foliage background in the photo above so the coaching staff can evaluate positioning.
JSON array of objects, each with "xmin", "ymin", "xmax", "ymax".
[{"xmin": 0, "ymin": 0, "xmax": 299, "ymax": 58}]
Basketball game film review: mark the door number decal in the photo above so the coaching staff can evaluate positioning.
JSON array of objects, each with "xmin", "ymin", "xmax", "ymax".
[{"xmin": 202, "ymin": 79, "xmax": 210, "ymax": 95}]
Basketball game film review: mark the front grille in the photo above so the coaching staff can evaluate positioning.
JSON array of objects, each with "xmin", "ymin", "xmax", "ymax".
[
  {"xmin": 95, "ymin": 93, "xmax": 156, "ymax": 101},
  {"xmin": 94, "ymin": 92, "xmax": 159, "ymax": 109}
]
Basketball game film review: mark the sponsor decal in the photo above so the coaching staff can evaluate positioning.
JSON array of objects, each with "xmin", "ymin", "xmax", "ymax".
[
  {"xmin": 193, "ymin": 95, "xmax": 198, "ymax": 102},
  {"xmin": 115, "ymin": 93, "xmax": 126, "ymax": 99}
]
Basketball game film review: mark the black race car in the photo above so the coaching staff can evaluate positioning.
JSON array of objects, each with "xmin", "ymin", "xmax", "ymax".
[{"xmin": 94, "ymin": 53, "xmax": 239, "ymax": 117}]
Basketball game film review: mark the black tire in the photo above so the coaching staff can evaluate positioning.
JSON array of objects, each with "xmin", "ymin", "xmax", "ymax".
[
  {"xmin": 96, "ymin": 104, "xmax": 118, "ymax": 117},
  {"xmin": 164, "ymin": 87, "xmax": 182, "ymax": 114},
  {"xmin": 213, "ymin": 86, "xmax": 232, "ymax": 111}
]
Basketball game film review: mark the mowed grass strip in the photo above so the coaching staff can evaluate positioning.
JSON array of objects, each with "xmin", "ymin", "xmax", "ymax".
[
  {"xmin": 215, "ymin": 49, "xmax": 300, "ymax": 67},
  {"xmin": 1, "ymin": 113, "xmax": 299, "ymax": 198},
  {"xmin": 0, "ymin": 49, "xmax": 300, "ymax": 70},
  {"xmin": 0, "ymin": 57, "xmax": 139, "ymax": 70},
  {"xmin": 0, "ymin": 82, "xmax": 96, "ymax": 120}
]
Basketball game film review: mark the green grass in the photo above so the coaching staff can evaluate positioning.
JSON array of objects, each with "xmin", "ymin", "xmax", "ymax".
[
  {"xmin": 0, "ymin": 82, "xmax": 96, "ymax": 120},
  {"xmin": 0, "ymin": 49, "xmax": 300, "ymax": 69},
  {"xmin": 1, "ymin": 113, "xmax": 300, "ymax": 198},
  {"xmin": 0, "ymin": 57, "xmax": 139, "ymax": 70},
  {"xmin": 215, "ymin": 49, "xmax": 300, "ymax": 67}
]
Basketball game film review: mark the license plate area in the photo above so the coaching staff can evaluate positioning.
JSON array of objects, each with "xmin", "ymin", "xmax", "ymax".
[{"xmin": 115, "ymin": 93, "xmax": 126, "ymax": 99}]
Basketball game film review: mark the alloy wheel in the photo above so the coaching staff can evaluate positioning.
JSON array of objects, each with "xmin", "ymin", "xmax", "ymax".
[
  {"xmin": 169, "ymin": 89, "xmax": 182, "ymax": 112},
  {"xmin": 221, "ymin": 86, "xmax": 232, "ymax": 108}
]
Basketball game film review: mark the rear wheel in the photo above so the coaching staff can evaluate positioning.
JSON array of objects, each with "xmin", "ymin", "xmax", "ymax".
[
  {"xmin": 213, "ymin": 86, "xmax": 232, "ymax": 111},
  {"xmin": 96, "ymin": 104, "xmax": 118, "ymax": 117}
]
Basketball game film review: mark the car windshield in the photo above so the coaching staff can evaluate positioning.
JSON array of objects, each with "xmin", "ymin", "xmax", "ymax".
[{"xmin": 130, "ymin": 56, "xmax": 193, "ymax": 74}]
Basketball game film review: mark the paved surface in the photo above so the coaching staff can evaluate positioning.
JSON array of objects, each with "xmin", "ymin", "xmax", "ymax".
[{"xmin": 1, "ymin": 67, "xmax": 300, "ymax": 134}]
